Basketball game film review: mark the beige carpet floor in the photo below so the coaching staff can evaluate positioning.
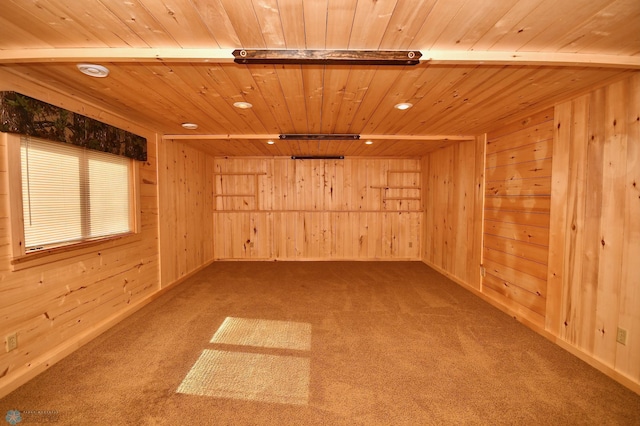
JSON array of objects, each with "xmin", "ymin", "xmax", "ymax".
[{"xmin": 1, "ymin": 262, "xmax": 639, "ymax": 425}]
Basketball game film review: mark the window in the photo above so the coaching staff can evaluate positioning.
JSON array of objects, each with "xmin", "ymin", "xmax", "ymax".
[{"xmin": 19, "ymin": 136, "xmax": 134, "ymax": 252}]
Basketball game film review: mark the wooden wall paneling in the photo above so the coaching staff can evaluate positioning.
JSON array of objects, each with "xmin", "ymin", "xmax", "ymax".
[
  {"xmin": 422, "ymin": 138, "xmax": 484, "ymax": 287},
  {"xmin": 545, "ymin": 73, "xmax": 640, "ymax": 389},
  {"xmin": 312, "ymin": 161, "xmax": 325, "ymax": 211},
  {"xmin": 593, "ymin": 80, "xmax": 627, "ymax": 366},
  {"xmin": 186, "ymin": 143, "xmax": 199, "ymax": 272},
  {"xmin": 422, "ymin": 155, "xmax": 432, "ymax": 264},
  {"xmin": 332, "ymin": 159, "xmax": 344, "ymax": 211},
  {"xmin": 618, "ymin": 73, "xmax": 640, "ymax": 380},
  {"xmin": 350, "ymin": 159, "xmax": 363, "ymax": 211},
  {"xmin": 437, "ymin": 149, "xmax": 451, "ymax": 269},
  {"xmin": 158, "ymin": 139, "xmax": 214, "ymax": 285},
  {"xmin": 577, "ymin": 88, "xmax": 607, "ymax": 353},
  {"xmin": 212, "ymin": 157, "xmax": 423, "ymax": 260},
  {"xmin": 467, "ymin": 134, "xmax": 487, "ymax": 290},
  {"xmin": 204, "ymin": 155, "xmax": 215, "ymax": 263},
  {"xmin": 0, "ymin": 89, "xmax": 162, "ymax": 397},
  {"xmin": 294, "ymin": 211, "xmax": 305, "ymax": 259},
  {"xmin": 259, "ymin": 159, "xmax": 273, "ymax": 211},
  {"xmin": 455, "ymin": 140, "xmax": 472, "ymax": 281},
  {"xmin": 481, "ymin": 109, "xmax": 553, "ymax": 328},
  {"xmin": 356, "ymin": 212, "xmax": 367, "ymax": 258},
  {"xmin": 213, "ymin": 212, "xmax": 229, "ymax": 259}
]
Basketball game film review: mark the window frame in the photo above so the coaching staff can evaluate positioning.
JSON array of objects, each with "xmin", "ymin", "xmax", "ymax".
[{"xmin": 4, "ymin": 132, "xmax": 141, "ymax": 270}]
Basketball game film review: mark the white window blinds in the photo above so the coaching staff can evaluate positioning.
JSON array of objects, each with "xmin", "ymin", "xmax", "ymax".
[{"xmin": 20, "ymin": 136, "xmax": 132, "ymax": 251}]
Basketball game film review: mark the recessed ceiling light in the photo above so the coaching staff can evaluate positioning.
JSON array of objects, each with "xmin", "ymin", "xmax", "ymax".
[
  {"xmin": 267, "ymin": 140, "xmax": 275, "ymax": 145},
  {"xmin": 181, "ymin": 123, "xmax": 198, "ymax": 130},
  {"xmin": 233, "ymin": 101, "xmax": 253, "ymax": 109},
  {"xmin": 77, "ymin": 63, "xmax": 110, "ymax": 78},
  {"xmin": 394, "ymin": 102, "xmax": 413, "ymax": 110},
  {"xmin": 365, "ymin": 140, "xmax": 373, "ymax": 145}
]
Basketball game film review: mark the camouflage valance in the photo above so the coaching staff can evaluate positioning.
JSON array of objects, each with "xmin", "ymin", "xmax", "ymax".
[{"xmin": 0, "ymin": 91, "xmax": 147, "ymax": 161}]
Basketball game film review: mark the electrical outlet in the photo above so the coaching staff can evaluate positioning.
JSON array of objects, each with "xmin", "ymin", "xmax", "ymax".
[
  {"xmin": 6, "ymin": 333, "xmax": 17, "ymax": 352},
  {"xmin": 408, "ymin": 242, "xmax": 413, "ymax": 248},
  {"xmin": 616, "ymin": 327, "xmax": 627, "ymax": 345}
]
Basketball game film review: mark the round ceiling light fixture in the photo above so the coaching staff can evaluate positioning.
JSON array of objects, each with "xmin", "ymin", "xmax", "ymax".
[
  {"xmin": 233, "ymin": 101, "xmax": 253, "ymax": 109},
  {"xmin": 365, "ymin": 140, "xmax": 373, "ymax": 145},
  {"xmin": 267, "ymin": 140, "xmax": 275, "ymax": 145},
  {"xmin": 181, "ymin": 122, "xmax": 199, "ymax": 130},
  {"xmin": 77, "ymin": 63, "xmax": 110, "ymax": 78},
  {"xmin": 394, "ymin": 102, "xmax": 413, "ymax": 110}
]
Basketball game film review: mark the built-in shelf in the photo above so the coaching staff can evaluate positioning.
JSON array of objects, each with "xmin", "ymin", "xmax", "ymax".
[
  {"xmin": 371, "ymin": 169, "xmax": 422, "ymax": 209},
  {"xmin": 214, "ymin": 171, "xmax": 266, "ymax": 210},
  {"xmin": 213, "ymin": 172, "xmax": 267, "ymax": 175}
]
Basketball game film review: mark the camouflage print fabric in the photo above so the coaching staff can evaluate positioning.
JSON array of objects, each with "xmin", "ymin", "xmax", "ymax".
[{"xmin": 0, "ymin": 91, "xmax": 147, "ymax": 161}]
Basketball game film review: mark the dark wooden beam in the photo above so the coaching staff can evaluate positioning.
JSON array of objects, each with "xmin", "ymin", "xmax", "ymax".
[
  {"xmin": 279, "ymin": 134, "xmax": 360, "ymax": 140},
  {"xmin": 233, "ymin": 50, "xmax": 421, "ymax": 66}
]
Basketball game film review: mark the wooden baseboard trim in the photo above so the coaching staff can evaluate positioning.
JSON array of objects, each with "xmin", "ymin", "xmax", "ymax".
[
  {"xmin": 213, "ymin": 257, "xmax": 422, "ymax": 262},
  {"xmin": 422, "ymin": 260, "xmax": 640, "ymax": 396},
  {"xmin": 0, "ymin": 259, "xmax": 215, "ymax": 399}
]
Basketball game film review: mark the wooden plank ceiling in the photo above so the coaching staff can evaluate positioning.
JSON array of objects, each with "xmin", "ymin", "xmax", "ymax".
[{"xmin": 0, "ymin": 0, "xmax": 638, "ymax": 157}]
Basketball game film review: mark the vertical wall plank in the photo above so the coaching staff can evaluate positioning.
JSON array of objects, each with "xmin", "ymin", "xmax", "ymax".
[
  {"xmin": 593, "ymin": 80, "xmax": 627, "ymax": 365},
  {"xmin": 546, "ymin": 101, "xmax": 573, "ymax": 335}
]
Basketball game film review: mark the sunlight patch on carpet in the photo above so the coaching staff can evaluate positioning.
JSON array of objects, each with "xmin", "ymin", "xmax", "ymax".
[
  {"xmin": 211, "ymin": 317, "xmax": 312, "ymax": 351},
  {"xmin": 176, "ymin": 349, "xmax": 310, "ymax": 405}
]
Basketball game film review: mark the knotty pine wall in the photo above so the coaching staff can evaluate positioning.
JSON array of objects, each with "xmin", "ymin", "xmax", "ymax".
[
  {"xmin": 422, "ymin": 74, "xmax": 640, "ymax": 392},
  {"xmin": 0, "ymin": 70, "xmax": 161, "ymax": 397},
  {"xmin": 483, "ymin": 109, "xmax": 554, "ymax": 330},
  {"xmin": 422, "ymin": 137, "xmax": 485, "ymax": 290},
  {"xmin": 158, "ymin": 139, "xmax": 214, "ymax": 286},
  {"xmin": 212, "ymin": 158, "xmax": 422, "ymax": 260},
  {"xmin": 547, "ymin": 73, "xmax": 640, "ymax": 388}
]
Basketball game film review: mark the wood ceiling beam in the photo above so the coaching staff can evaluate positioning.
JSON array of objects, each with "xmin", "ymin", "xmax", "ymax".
[
  {"xmin": 162, "ymin": 134, "xmax": 475, "ymax": 141},
  {"xmin": 424, "ymin": 50, "xmax": 640, "ymax": 69},
  {"xmin": 0, "ymin": 48, "xmax": 236, "ymax": 64},
  {"xmin": 0, "ymin": 48, "xmax": 637, "ymax": 69}
]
